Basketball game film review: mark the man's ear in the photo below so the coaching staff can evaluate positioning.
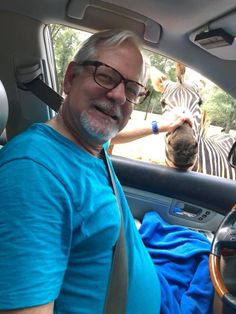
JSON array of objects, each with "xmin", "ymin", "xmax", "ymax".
[{"xmin": 63, "ymin": 61, "xmax": 78, "ymax": 95}]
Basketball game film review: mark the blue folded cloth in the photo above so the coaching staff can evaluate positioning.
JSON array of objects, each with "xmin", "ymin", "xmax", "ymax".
[{"xmin": 139, "ymin": 211, "xmax": 214, "ymax": 314}]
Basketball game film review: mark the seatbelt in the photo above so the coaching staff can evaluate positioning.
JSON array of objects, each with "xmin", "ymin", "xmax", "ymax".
[
  {"xmin": 24, "ymin": 77, "xmax": 63, "ymax": 112},
  {"xmin": 102, "ymin": 149, "xmax": 128, "ymax": 314},
  {"xmin": 16, "ymin": 63, "xmax": 63, "ymax": 113},
  {"xmin": 22, "ymin": 76, "xmax": 128, "ymax": 313}
]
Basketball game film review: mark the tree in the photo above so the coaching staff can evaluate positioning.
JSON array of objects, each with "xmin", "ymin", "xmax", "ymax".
[
  {"xmin": 202, "ymin": 85, "xmax": 236, "ymax": 132},
  {"xmin": 50, "ymin": 25, "xmax": 90, "ymax": 95},
  {"xmin": 138, "ymin": 50, "xmax": 176, "ymax": 116}
]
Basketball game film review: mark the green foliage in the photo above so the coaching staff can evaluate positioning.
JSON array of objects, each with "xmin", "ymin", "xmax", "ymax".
[
  {"xmin": 202, "ymin": 85, "xmax": 236, "ymax": 132},
  {"xmin": 50, "ymin": 25, "xmax": 89, "ymax": 95},
  {"xmin": 138, "ymin": 50, "xmax": 176, "ymax": 115},
  {"xmin": 143, "ymin": 50, "xmax": 176, "ymax": 80},
  {"xmin": 136, "ymin": 86, "xmax": 162, "ymax": 115}
]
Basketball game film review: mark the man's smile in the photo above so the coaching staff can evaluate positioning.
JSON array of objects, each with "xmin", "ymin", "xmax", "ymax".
[{"xmin": 93, "ymin": 103, "xmax": 120, "ymax": 122}]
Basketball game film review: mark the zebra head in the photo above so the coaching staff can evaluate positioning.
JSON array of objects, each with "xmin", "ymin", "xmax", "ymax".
[
  {"xmin": 160, "ymin": 80, "xmax": 203, "ymax": 139},
  {"xmin": 151, "ymin": 64, "xmax": 203, "ymax": 170},
  {"xmin": 151, "ymin": 64, "xmax": 236, "ymax": 179}
]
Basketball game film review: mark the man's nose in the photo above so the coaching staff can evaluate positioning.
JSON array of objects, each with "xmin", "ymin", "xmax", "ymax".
[{"xmin": 106, "ymin": 82, "xmax": 127, "ymax": 105}]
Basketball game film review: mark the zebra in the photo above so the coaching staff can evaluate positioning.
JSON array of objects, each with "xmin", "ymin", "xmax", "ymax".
[{"xmin": 151, "ymin": 63, "xmax": 236, "ymax": 180}]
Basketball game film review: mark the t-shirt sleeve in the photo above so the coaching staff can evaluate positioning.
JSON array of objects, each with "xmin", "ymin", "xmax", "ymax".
[{"xmin": 0, "ymin": 158, "xmax": 73, "ymax": 309}]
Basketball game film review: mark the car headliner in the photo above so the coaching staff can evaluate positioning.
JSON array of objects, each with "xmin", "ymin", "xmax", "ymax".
[{"xmin": 1, "ymin": 0, "xmax": 236, "ymax": 98}]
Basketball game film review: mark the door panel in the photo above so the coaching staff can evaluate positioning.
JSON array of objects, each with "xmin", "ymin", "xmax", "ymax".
[{"xmin": 111, "ymin": 155, "xmax": 236, "ymax": 235}]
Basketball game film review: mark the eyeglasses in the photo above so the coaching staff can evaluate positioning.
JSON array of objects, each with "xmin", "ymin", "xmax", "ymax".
[
  {"xmin": 79, "ymin": 60, "xmax": 150, "ymax": 105},
  {"xmin": 228, "ymin": 141, "xmax": 236, "ymax": 169}
]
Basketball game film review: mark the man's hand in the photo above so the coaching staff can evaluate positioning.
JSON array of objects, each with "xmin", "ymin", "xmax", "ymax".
[{"xmin": 158, "ymin": 108, "xmax": 193, "ymax": 133}]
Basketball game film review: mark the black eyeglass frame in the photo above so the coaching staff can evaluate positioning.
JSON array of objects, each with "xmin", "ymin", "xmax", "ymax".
[
  {"xmin": 228, "ymin": 141, "xmax": 236, "ymax": 169},
  {"xmin": 79, "ymin": 60, "xmax": 150, "ymax": 105}
]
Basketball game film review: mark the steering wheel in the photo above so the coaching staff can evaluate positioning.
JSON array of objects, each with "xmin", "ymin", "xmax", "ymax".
[{"xmin": 209, "ymin": 204, "xmax": 236, "ymax": 310}]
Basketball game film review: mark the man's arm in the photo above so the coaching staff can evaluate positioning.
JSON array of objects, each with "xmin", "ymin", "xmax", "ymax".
[
  {"xmin": 0, "ymin": 160, "xmax": 69, "ymax": 311},
  {"xmin": 110, "ymin": 109, "xmax": 193, "ymax": 145},
  {"xmin": 0, "ymin": 302, "xmax": 54, "ymax": 314},
  {"xmin": 110, "ymin": 122, "xmax": 153, "ymax": 144}
]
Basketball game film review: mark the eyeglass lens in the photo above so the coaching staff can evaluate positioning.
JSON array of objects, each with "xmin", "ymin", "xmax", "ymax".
[{"xmin": 94, "ymin": 64, "xmax": 147, "ymax": 104}]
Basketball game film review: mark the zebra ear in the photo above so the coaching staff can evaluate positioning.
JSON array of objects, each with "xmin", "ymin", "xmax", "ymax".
[{"xmin": 150, "ymin": 66, "xmax": 168, "ymax": 93}]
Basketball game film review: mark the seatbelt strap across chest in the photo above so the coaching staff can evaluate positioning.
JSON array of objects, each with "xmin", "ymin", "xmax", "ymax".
[{"xmin": 102, "ymin": 149, "xmax": 128, "ymax": 314}]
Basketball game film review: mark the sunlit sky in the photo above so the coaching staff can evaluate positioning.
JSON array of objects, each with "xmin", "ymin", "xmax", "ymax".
[{"xmin": 185, "ymin": 67, "xmax": 214, "ymax": 88}]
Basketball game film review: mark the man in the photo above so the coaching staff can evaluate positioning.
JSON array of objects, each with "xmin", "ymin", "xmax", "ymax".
[{"xmin": 0, "ymin": 29, "xmax": 192, "ymax": 314}]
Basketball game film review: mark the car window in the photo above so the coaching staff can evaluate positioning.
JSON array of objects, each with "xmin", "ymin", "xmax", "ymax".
[{"xmin": 50, "ymin": 24, "xmax": 236, "ymax": 181}]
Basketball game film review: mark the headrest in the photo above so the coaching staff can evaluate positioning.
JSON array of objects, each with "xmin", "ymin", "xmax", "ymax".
[{"xmin": 0, "ymin": 80, "xmax": 9, "ymax": 136}]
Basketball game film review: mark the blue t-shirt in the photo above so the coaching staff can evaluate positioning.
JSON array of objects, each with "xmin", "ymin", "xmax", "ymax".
[{"xmin": 0, "ymin": 123, "xmax": 160, "ymax": 313}]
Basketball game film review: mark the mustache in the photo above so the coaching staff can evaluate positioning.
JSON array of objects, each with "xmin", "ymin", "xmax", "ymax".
[{"xmin": 93, "ymin": 102, "xmax": 123, "ymax": 121}]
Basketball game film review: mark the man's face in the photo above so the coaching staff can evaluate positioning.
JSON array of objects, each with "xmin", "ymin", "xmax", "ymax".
[{"xmin": 63, "ymin": 40, "xmax": 143, "ymax": 145}]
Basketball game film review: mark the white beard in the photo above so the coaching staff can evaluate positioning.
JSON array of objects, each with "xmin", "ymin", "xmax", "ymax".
[{"xmin": 80, "ymin": 110, "xmax": 119, "ymax": 142}]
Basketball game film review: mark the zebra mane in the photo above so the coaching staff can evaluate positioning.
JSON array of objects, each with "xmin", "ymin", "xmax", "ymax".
[{"xmin": 199, "ymin": 109, "xmax": 210, "ymax": 138}]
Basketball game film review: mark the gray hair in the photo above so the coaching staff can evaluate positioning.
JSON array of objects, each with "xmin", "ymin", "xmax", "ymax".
[{"xmin": 72, "ymin": 29, "xmax": 147, "ymax": 83}]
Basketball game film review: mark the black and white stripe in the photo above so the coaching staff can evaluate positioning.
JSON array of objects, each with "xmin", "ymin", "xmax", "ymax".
[{"xmin": 160, "ymin": 81, "xmax": 236, "ymax": 179}]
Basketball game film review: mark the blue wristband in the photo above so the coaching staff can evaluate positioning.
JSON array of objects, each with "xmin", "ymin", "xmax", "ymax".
[{"xmin": 152, "ymin": 121, "xmax": 159, "ymax": 134}]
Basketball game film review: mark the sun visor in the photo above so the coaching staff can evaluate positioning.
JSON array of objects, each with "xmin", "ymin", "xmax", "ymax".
[
  {"xmin": 66, "ymin": 0, "xmax": 161, "ymax": 45},
  {"xmin": 189, "ymin": 10, "xmax": 236, "ymax": 60}
]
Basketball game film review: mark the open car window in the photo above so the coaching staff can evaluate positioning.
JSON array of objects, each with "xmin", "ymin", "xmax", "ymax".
[{"xmin": 50, "ymin": 24, "xmax": 236, "ymax": 182}]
